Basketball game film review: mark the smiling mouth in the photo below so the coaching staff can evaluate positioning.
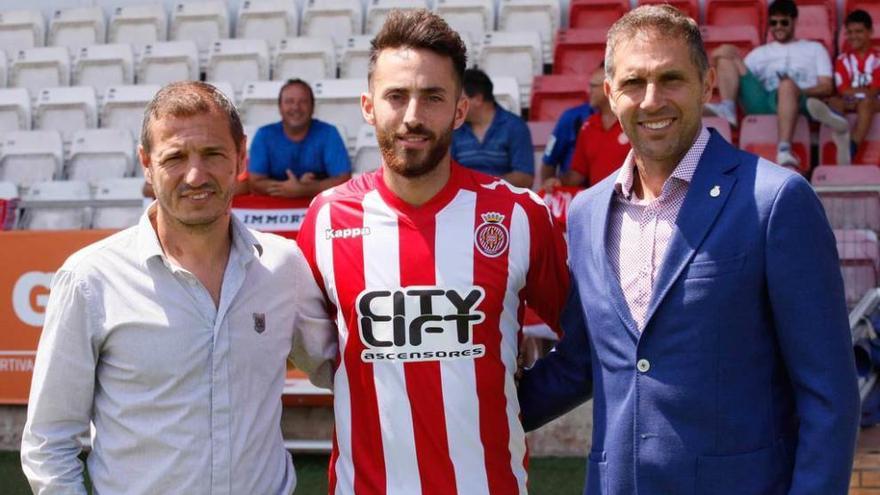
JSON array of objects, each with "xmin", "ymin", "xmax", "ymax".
[
  {"xmin": 182, "ymin": 190, "xmax": 214, "ymax": 201},
  {"xmin": 641, "ymin": 118, "xmax": 674, "ymax": 130}
]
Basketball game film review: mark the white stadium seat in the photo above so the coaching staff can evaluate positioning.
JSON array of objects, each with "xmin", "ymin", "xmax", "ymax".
[
  {"xmin": 244, "ymin": 123, "xmax": 260, "ymax": 153},
  {"xmin": 48, "ymin": 6, "xmax": 106, "ymax": 52},
  {"xmin": 0, "ymin": 55, "xmax": 7, "ymax": 87},
  {"xmin": 236, "ymin": 0, "xmax": 298, "ymax": 46},
  {"xmin": 73, "ymin": 43, "xmax": 135, "ymax": 96},
  {"xmin": 301, "ymin": 0, "xmax": 362, "ymax": 49},
  {"xmin": 10, "ymin": 46, "xmax": 71, "ymax": 98},
  {"xmin": 0, "ymin": 130, "xmax": 64, "ymax": 189},
  {"xmin": 312, "ymin": 78, "xmax": 367, "ymax": 147},
  {"xmin": 435, "ymin": 0, "xmax": 495, "ymax": 49},
  {"xmin": 137, "ymin": 40, "xmax": 199, "ymax": 85},
  {"xmin": 207, "ymin": 38, "xmax": 270, "ymax": 93},
  {"xmin": 479, "ymin": 30, "xmax": 542, "ymax": 108},
  {"xmin": 100, "ymin": 84, "xmax": 161, "ymax": 138},
  {"xmin": 169, "ymin": 0, "xmax": 229, "ymax": 64},
  {"xmin": 34, "ymin": 86, "xmax": 98, "ymax": 140},
  {"xmin": 353, "ymin": 124, "xmax": 380, "ymax": 175},
  {"xmin": 108, "ymin": 3, "xmax": 167, "ymax": 55},
  {"xmin": 366, "ymin": 0, "xmax": 429, "ymax": 35},
  {"xmin": 0, "ymin": 88, "xmax": 31, "ymax": 132},
  {"xmin": 66, "ymin": 128, "xmax": 135, "ymax": 182},
  {"xmin": 205, "ymin": 80, "xmax": 237, "ymax": 104},
  {"xmin": 19, "ymin": 179, "xmax": 91, "ymax": 230},
  {"xmin": 91, "ymin": 177, "xmax": 145, "ymax": 229},
  {"xmin": 273, "ymin": 36, "xmax": 336, "ymax": 82},
  {"xmin": 0, "ymin": 10, "xmax": 45, "ymax": 58},
  {"xmin": 339, "ymin": 35, "xmax": 372, "ymax": 79},
  {"xmin": 239, "ymin": 79, "xmax": 284, "ymax": 127},
  {"xmin": 497, "ymin": 0, "xmax": 558, "ymax": 64},
  {"xmin": 489, "ymin": 75, "xmax": 521, "ymax": 116}
]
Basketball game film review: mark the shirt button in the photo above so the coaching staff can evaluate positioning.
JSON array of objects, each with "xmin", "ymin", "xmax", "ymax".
[{"xmin": 637, "ymin": 359, "xmax": 651, "ymax": 373}]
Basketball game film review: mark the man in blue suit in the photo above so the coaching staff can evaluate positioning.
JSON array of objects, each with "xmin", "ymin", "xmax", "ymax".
[{"xmin": 518, "ymin": 5, "xmax": 860, "ymax": 495}]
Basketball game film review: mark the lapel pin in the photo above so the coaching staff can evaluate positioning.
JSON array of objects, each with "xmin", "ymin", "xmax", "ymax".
[{"xmin": 709, "ymin": 185, "xmax": 721, "ymax": 198}]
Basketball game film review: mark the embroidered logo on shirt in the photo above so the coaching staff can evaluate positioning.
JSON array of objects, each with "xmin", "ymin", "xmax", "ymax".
[
  {"xmin": 325, "ymin": 227, "xmax": 372, "ymax": 240},
  {"xmin": 474, "ymin": 212, "xmax": 509, "ymax": 258},
  {"xmin": 253, "ymin": 313, "xmax": 266, "ymax": 334}
]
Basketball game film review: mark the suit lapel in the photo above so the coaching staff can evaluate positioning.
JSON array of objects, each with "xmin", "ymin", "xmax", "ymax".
[{"xmin": 642, "ymin": 131, "xmax": 740, "ymax": 329}]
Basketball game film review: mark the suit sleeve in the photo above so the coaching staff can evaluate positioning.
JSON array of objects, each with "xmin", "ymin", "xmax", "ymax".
[
  {"xmin": 765, "ymin": 175, "xmax": 859, "ymax": 495},
  {"xmin": 518, "ymin": 274, "xmax": 594, "ymax": 431}
]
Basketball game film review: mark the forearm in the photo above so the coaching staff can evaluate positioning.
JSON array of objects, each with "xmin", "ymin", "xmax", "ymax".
[
  {"xmin": 503, "ymin": 171, "xmax": 534, "ymax": 188},
  {"xmin": 539, "ymin": 164, "xmax": 557, "ymax": 183},
  {"xmin": 247, "ymin": 175, "xmax": 277, "ymax": 196},
  {"xmin": 801, "ymin": 80, "xmax": 833, "ymax": 98},
  {"xmin": 301, "ymin": 173, "xmax": 351, "ymax": 196}
]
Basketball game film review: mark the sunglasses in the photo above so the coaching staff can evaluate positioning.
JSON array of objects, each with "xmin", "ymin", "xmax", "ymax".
[{"xmin": 769, "ymin": 18, "xmax": 791, "ymax": 27}]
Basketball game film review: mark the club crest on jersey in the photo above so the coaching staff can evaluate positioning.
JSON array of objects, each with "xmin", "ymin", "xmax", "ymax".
[
  {"xmin": 356, "ymin": 286, "xmax": 487, "ymax": 363},
  {"xmin": 474, "ymin": 212, "xmax": 509, "ymax": 258}
]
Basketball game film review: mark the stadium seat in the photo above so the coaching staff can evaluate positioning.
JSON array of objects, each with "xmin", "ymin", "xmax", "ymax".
[
  {"xmin": 552, "ymin": 28, "xmax": 606, "ymax": 77},
  {"xmin": 739, "ymin": 114, "xmax": 811, "ymax": 175},
  {"xmin": 273, "ymin": 36, "xmax": 336, "ymax": 82},
  {"xmin": 797, "ymin": 19, "xmax": 834, "ymax": 57},
  {"xmin": 637, "ymin": 0, "xmax": 698, "ymax": 20},
  {"xmin": 479, "ymin": 30, "xmax": 542, "ymax": 108},
  {"xmin": 0, "ymin": 10, "xmax": 45, "ymax": 58},
  {"xmin": 47, "ymin": 6, "xmax": 106, "ymax": 52},
  {"xmin": 206, "ymin": 38, "xmax": 270, "ymax": 93},
  {"xmin": 10, "ymin": 46, "xmax": 71, "ymax": 98},
  {"xmin": 169, "ymin": 0, "xmax": 229, "ymax": 64},
  {"xmin": 0, "ymin": 56, "xmax": 7, "ymax": 87},
  {"xmin": 490, "ymin": 75, "xmax": 521, "ymax": 116},
  {"xmin": 19, "ymin": 179, "xmax": 91, "ymax": 230},
  {"xmin": 66, "ymin": 128, "xmax": 135, "ymax": 182},
  {"xmin": 205, "ymin": 80, "xmax": 237, "ymax": 104},
  {"xmin": 705, "ymin": 0, "xmax": 766, "ymax": 32},
  {"xmin": 239, "ymin": 80, "xmax": 285, "ymax": 127},
  {"xmin": 244, "ymin": 123, "xmax": 259, "ymax": 153},
  {"xmin": 497, "ymin": 0, "xmax": 559, "ymax": 64},
  {"xmin": 301, "ymin": 0, "xmax": 363, "ymax": 49},
  {"xmin": 353, "ymin": 124, "xmax": 380, "ymax": 175},
  {"xmin": 797, "ymin": 0, "xmax": 835, "ymax": 55},
  {"xmin": 0, "ymin": 130, "xmax": 64, "ymax": 189},
  {"xmin": 703, "ymin": 116, "xmax": 733, "ymax": 144},
  {"xmin": 108, "ymin": 3, "xmax": 167, "ymax": 55},
  {"xmin": 366, "ymin": 0, "xmax": 429, "ymax": 36},
  {"xmin": 236, "ymin": 0, "xmax": 298, "ymax": 46},
  {"xmin": 820, "ymin": 114, "xmax": 880, "ymax": 166},
  {"xmin": 137, "ymin": 40, "xmax": 200, "ymax": 85},
  {"xmin": 568, "ymin": 0, "xmax": 627, "ymax": 30},
  {"xmin": 529, "ymin": 74, "xmax": 589, "ymax": 122},
  {"xmin": 700, "ymin": 25, "xmax": 760, "ymax": 60},
  {"xmin": 835, "ymin": 229, "xmax": 880, "ymax": 308},
  {"xmin": 0, "ymin": 88, "xmax": 32, "ymax": 132},
  {"xmin": 33, "ymin": 86, "xmax": 98, "ymax": 140},
  {"xmin": 91, "ymin": 177, "xmax": 145, "ymax": 229},
  {"xmin": 339, "ymin": 35, "xmax": 372, "ymax": 79},
  {"xmin": 0, "ymin": 181, "xmax": 18, "ymax": 230},
  {"xmin": 312, "ymin": 78, "xmax": 368, "ymax": 147},
  {"xmin": 526, "ymin": 120, "xmax": 555, "ymax": 170},
  {"xmin": 811, "ymin": 164, "xmax": 880, "ymax": 233},
  {"xmin": 434, "ymin": 0, "xmax": 494, "ymax": 49},
  {"xmin": 73, "ymin": 43, "xmax": 135, "ymax": 96},
  {"xmin": 100, "ymin": 84, "xmax": 162, "ymax": 137}
]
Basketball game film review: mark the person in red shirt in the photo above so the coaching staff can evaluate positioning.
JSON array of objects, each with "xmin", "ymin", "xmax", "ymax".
[{"xmin": 544, "ymin": 66, "xmax": 631, "ymax": 190}]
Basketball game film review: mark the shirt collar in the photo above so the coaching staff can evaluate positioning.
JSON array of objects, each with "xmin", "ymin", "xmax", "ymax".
[{"xmin": 614, "ymin": 126, "xmax": 710, "ymax": 200}]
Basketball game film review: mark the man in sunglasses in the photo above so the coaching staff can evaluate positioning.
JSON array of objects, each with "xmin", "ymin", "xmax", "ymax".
[{"xmin": 705, "ymin": 0, "xmax": 836, "ymax": 169}]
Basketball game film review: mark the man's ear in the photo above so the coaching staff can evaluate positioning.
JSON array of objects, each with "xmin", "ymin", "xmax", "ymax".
[
  {"xmin": 361, "ymin": 92, "xmax": 375, "ymax": 125},
  {"xmin": 453, "ymin": 93, "xmax": 469, "ymax": 130},
  {"xmin": 138, "ymin": 144, "xmax": 152, "ymax": 184}
]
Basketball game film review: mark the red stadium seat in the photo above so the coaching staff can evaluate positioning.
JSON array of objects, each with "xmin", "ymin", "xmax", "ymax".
[
  {"xmin": 637, "ymin": 0, "xmax": 699, "ymax": 21},
  {"xmin": 702, "ymin": 116, "xmax": 733, "ymax": 144},
  {"xmin": 739, "ymin": 114, "xmax": 811, "ymax": 175},
  {"xmin": 834, "ymin": 228, "xmax": 880, "ymax": 308},
  {"xmin": 552, "ymin": 28, "xmax": 606, "ymax": 76},
  {"xmin": 820, "ymin": 114, "xmax": 880, "ymax": 166},
  {"xmin": 705, "ymin": 0, "xmax": 766, "ymax": 34},
  {"xmin": 797, "ymin": 20, "xmax": 835, "ymax": 58},
  {"xmin": 700, "ymin": 25, "xmax": 761, "ymax": 59},
  {"xmin": 811, "ymin": 164, "xmax": 880, "ymax": 234},
  {"xmin": 529, "ymin": 74, "xmax": 590, "ymax": 122},
  {"xmin": 568, "ymin": 0, "xmax": 628, "ymax": 30}
]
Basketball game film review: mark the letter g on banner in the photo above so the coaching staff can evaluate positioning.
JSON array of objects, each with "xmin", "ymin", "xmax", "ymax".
[{"xmin": 12, "ymin": 271, "xmax": 53, "ymax": 327}]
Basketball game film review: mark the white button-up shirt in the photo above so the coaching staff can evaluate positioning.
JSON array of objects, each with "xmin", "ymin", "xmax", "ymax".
[{"xmin": 21, "ymin": 206, "xmax": 336, "ymax": 495}]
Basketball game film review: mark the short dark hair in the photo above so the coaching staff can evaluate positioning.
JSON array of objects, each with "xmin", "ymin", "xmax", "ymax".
[
  {"xmin": 140, "ymin": 81, "xmax": 244, "ymax": 155},
  {"xmin": 768, "ymin": 0, "xmax": 798, "ymax": 19},
  {"xmin": 277, "ymin": 78, "xmax": 314, "ymax": 106},
  {"xmin": 462, "ymin": 68, "xmax": 495, "ymax": 103},
  {"xmin": 368, "ymin": 9, "xmax": 468, "ymax": 89},
  {"xmin": 845, "ymin": 9, "xmax": 873, "ymax": 30}
]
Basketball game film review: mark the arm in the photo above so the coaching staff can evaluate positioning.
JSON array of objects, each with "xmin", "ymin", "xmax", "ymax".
[
  {"xmin": 21, "ymin": 271, "xmax": 99, "ymax": 495},
  {"xmin": 764, "ymin": 175, "xmax": 859, "ymax": 494},
  {"xmin": 290, "ymin": 245, "xmax": 338, "ymax": 390},
  {"xmin": 249, "ymin": 171, "xmax": 351, "ymax": 199},
  {"xmin": 503, "ymin": 171, "xmax": 535, "ymax": 188},
  {"xmin": 801, "ymin": 76, "xmax": 834, "ymax": 97},
  {"xmin": 802, "ymin": 47, "xmax": 835, "ymax": 98}
]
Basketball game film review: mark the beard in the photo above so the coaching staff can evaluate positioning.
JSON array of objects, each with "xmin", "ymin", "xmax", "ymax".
[{"xmin": 376, "ymin": 120, "xmax": 454, "ymax": 179}]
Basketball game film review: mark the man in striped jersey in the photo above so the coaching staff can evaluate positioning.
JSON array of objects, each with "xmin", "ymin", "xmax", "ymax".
[{"xmin": 296, "ymin": 9, "xmax": 569, "ymax": 495}]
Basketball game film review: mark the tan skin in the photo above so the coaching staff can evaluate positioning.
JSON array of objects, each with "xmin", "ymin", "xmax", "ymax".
[
  {"xmin": 361, "ymin": 47, "xmax": 468, "ymax": 206},
  {"xmin": 139, "ymin": 111, "xmax": 247, "ymax": 307},
  {"xmin": 248, "ymin": 83, "xmax": 352, "ymax": 198},
  {"xmin": 464, "ymin": 93, "xmax": 534, "ymax": 188},
  {"xmin": 827, "ymin": 21, "xmax": 880, "ymax": 150},
  {"xmin": 605, "ymin": 32, "xmax": 715, "ymax": 201}
]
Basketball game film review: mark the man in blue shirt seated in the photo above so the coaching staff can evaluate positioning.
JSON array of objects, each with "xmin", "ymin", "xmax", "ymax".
[
  {"xmin": 539, "ymin": 101, "xmax": 593, "ymax": 184},
  {"xmin": 451, "ymin": 69, "xmax": 534, "ymax": 188},
  {"xmin": 248, "ymin": 79, "xmax": 352, "ymax": 198}
]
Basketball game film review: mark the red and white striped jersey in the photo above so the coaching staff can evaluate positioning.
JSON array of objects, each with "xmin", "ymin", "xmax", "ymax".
[
  {"xmin": 297, "ymin": 162, "xmax": 569, "ymax": 495},
  {"xmin": 834, "ymin": 49, "xmax": 880, "ymax": 92}
]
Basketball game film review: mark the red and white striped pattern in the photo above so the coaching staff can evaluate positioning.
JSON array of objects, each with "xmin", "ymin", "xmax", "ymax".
[
  {"xmin": 297, "ymin": 163, "xmax": 568, "ymax": 495},
  {"xmin": 835, "ymin": 49, "xmax": 880, "ymax": 92}
]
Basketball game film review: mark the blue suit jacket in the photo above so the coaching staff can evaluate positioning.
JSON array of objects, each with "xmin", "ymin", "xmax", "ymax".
[{"xmin": 519, "ymin": 131, "xmax": 860, "ymax": 495}]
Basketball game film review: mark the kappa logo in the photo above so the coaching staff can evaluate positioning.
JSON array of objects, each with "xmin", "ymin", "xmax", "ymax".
[
  {"xmin": 474, "ymin": 212, "xmax": 509, "ymax": 258},
  {"xmin": 325, "ymin": 227, "xmax": 372, "ymax": 240},
  {"xmin": 253, "ymin": 312, "xmax": 266, "ymax": 334}
]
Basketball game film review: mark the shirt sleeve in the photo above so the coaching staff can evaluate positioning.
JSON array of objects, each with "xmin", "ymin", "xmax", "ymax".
[
  {"xmin": 321, "ymin": 125, "xmax": 352, "ymax": 178},
  {"xmin": 21, "ymin": 270, "xmax": 99, "ymax": 495},
  {"xmin": 523, "ymin": 197, "xmax": 570, "ymax": 337},
  {"xmin": 509, "ymin": 117, "xmax": 535, "ymax": 176},
  {"xmin": 247, "ymin": 126, "xmax": 271, "ymax": 176},
  {"xmin": 815, "ymin": 43, "xmax": 833, "ymax": 78},
  {"xmin": 290, "ymin": 244, "xmax": 338, "ymax": 390},
  {"xmin": 834, "ymin": 56, "xmax": 851, "ymax": 92}
]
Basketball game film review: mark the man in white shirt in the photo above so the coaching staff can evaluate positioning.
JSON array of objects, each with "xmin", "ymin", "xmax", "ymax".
[
  {"xmin": 705, "ymin": 0, "xmax": 839, "ymax": 168},
  {"xmin": 20, "ymin": 81, "xmax": 335, "ymax": 495}
]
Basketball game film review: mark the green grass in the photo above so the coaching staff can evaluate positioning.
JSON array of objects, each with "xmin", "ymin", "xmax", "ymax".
[{"xmin": 1, "ymin": 451, "xmax": 585, "ymax": 494}]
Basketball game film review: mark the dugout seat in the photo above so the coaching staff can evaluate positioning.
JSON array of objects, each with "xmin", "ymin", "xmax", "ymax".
[
  {"xmin": 108, "ymin": 3, "xmax": 167, "ymax": 55},
  {"xmin": 739, "ymin": 114, "xmax": 811, "ymax": 175},
  {"xmin": 66, "ymin": 128, "xmax": 135, "ymax": 182},
  {"xmin": 10, "ymin": 46, "xmax": 71, "ymax": 98},
  {"xmin": 48, "ymin": 6, "xmax": 106, "ymax": 52},
  {"xmin": 0, "ymin": 130, "xmax": 64, "ymax": 189},
  {"xmin": 137, "ymin": 40, "xmax": 199, "ymax": 85},
  {"xmin": 0, "ymin": 88, "xmax": 31, "ymax": 132},
  {"xmin": 497, "ymin": 0, "xmax": 558, "ymax": 64},
  {"xmin": 207, "ymin": 38, "xmax": 270, "ymax": 93},
  {"xmin": 239, "ymin": 80, "xmax": 285, "ymax": 127},
  {"xmin": 0, "ymin": 10, "xmax": 45, "ymax": 58},
  {"xmin": 552, "ymin": 28, "xmax": 606, "ymax": 77},
  {"xmin": 73, "ymin": 43, "xmax": 135, "ymax": 96},
  {"xmin": 529, "ymin": 74, "xmax": 589, "ymax": 122},
  {"xmin": 91, "ymin": 177, "xmax": 145, "ymax": 229},
  {"xmin": 273, "ymin": 36, "xmax": 336, "ymax": 82},
  {"xmin": 33, "ymin": 86, "xmax": 98, "ymax": 141},
  {"xmin": 236, "ymin": 0, "xmax": 298, "ymax": 46},
  {"xmin": 339, "ymin": 35, "xmax": 372, "ymax": 79},
  {"xmin": 100, "ymin": 84, "xmax": 161, "ymax": 137},
  {"xmin": 19, "ymin": 179, "xmax": 91, "ymax": 230},
  {"xmin": 301, "ymin": 0, "xmax": 363, "ymax": 49}
]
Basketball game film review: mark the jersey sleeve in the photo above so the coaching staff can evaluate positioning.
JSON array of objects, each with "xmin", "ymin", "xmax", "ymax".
[
  {"xmin": 834, "ymin": 56, "xmax": 851, "ymax": 92},
  {"xmin": 523, "ymin": 198, "xmax": 570, "ymax": 337},
  {"xmin": 322, "ymin": 125, "xmax": 353, "ymax": 178},
  {"xmin": 247, "ymin": 126, "xmax": 271, "ymax": 176},
  {"xmin": 509, "ymin": 117, "xmax": 535, "ymax": 176}
]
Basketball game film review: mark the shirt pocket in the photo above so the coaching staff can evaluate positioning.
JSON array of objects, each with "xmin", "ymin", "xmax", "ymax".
[{"xmin": 683, "ymin": 254, "xmax": 746, "ymax": 280}]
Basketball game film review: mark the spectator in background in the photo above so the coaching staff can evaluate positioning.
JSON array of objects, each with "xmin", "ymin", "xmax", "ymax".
[
  {"xmin": 248, "ymin": 78, "xmax": 352, "ymax": 198},
  {"xmin": 452, "ymin": 68, "xmax": 535, "ymax": 187},
  {"xmin": 705, "ymin": 0, "xmax": 837, "ymax": 168},
  {"xmin": 539, "ymin": 86, "xmax": 595, "ymax": 185},
  {"xmin": 543, "ymin": 65, "xmax": 630, "ymax": 190}
]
